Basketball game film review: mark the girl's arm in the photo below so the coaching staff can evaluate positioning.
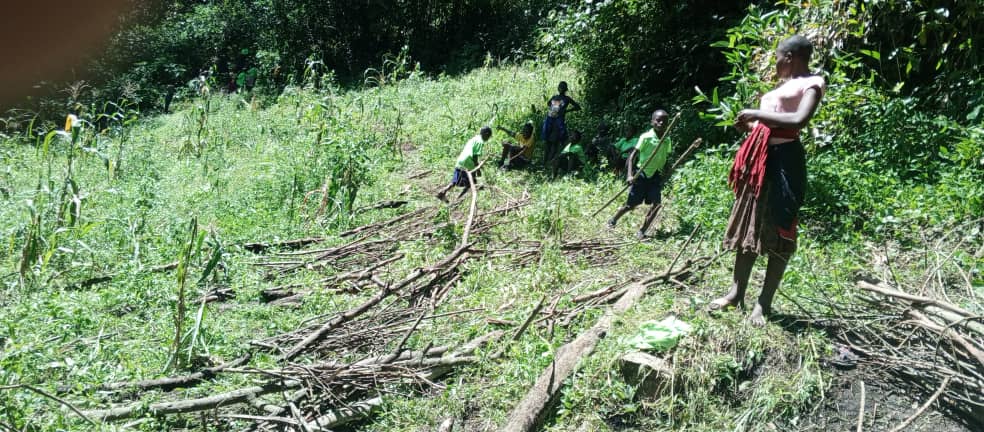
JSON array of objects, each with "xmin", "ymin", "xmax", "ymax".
[
  {"xmin": 496, "ymin": 125, "xmax": 516, "ymax": 137},
  {"xmin": 566, "ymin": 97, "xmax": 581, "ymax": 113},
  {"xmin": 736, "ymin": 87, "xmax": 822, "ymax": 130}
]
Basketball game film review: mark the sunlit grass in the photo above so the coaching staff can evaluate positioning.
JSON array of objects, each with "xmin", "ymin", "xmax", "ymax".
[{"xmin": 0, "ymin": 61, "xmax": 978, "ymax": 431}]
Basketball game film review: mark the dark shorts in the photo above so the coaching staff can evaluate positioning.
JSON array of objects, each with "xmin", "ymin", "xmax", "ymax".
[
  {"xmin": 503, "ymin": 145, "xmax": 531, "ymax": 166},
  {"xmin": 626, "ymin": 173, "xmax": 662, "ymax": 207},
  {"xmin": 503, "ymin": 144, "xmax": 525, "ymax": 156},
  {"xmin": 451, "ymin": 168, "xmax": 473, "ymax": 187},
  {"xmin": 506, "ymin": 156, "xmax": 530, "ymax": 168},
  {"xmin": 557, "ymin": 153, "xmax": 583, "ymax": 171}
]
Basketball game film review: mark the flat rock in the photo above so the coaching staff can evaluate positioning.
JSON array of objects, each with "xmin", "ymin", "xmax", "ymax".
[{"xmin": 619, "ymin": 351, "xmax": 673, "ymax": 400}]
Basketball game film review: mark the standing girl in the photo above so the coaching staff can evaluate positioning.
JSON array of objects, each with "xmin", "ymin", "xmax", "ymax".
[
  {"xmin": 708, "ymin": 35, "xmax": 825, "ymax": 326},
  {"xmin": 541, "ymin": 81, "xmax": 581, "ymax": 166}
]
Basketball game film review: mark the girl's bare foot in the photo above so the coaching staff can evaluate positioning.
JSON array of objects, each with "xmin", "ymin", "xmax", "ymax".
[
  {"xmin": 707, "ymin": 292, "xmax": 742, "ymax": 313},
  {"xmin": 747, "ymin": 303, "xmax": 770, "ymax": 327}
]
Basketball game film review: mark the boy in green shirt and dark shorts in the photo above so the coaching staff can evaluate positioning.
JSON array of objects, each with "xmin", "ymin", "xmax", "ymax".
[
  {"xmin": 607, "ymin": 110, "xmax": 672, "ymax": 240},
  {"xmin": 436, "ymin": 126, "xmax": 493, "ymax": 202}
]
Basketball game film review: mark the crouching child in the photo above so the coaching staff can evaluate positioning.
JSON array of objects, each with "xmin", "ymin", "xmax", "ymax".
[{"xmin": 496, "ymin": 122, "xmax": 535, "ymax": 170}]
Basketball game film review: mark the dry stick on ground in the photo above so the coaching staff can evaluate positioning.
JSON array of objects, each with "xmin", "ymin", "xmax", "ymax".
[
  {"xmin": 501, "ymin": 281, "xmax": 652, "ymax": 432},
  {"xmin": 355, "ymin": 200, "xmax": 409, "ymax": 214},
  {"xmin": 856, "ymin": 380, "xmax": 866, "ymax": 432},
  {"xmin": 802, "ymin": 281, "xmax": 983, "ymax": 425},
  {"xmin": 68, "ymin": 354, "xmax": 251, "ymax": 395},
  {"xmin": 243, "ymin": 237, "xmax": 326, "ymax": 253},
  {"xmin": 460, "ymin": 160, "xmax": 487, "ymax": 247},
  {"xmin": 261, "ymin": 331, "xmax": 503, "ymax": 431},
  {"xmin": 86, "ymin": 347, "xmax": 486, "ymax": 423},
  {"xmin": 67, "ymin": 260, "xmax": 180, "ymax": 290},
  {"xmin": 307, "ymin": 396, "xmax": 383, "ymax": 431},
  {"xmin": 0, "ymin": 384, "xmax": 95, "ymax": 426},
  {"xmin": 491, "ymin": 296, "xmax": 547, "ymax": 360},
  {"xmin": 512, "ymin": 296, "xmax": 547, "ymax": 343},
  {"xmin": 888, "ymin": 375, "xmax": 954, "ymax": 432},
  {"xmin": 857, "ymin": 280, "xmax": 984, "ymax": 336},
  {"xmin": 218, "ymin": 414, "xmax": 300, "ymax": 427},
  {"xmin": 83, "ymin": 379, "xmax": 303, "ymax": 421},
  {"xmin": 572, "ymin": 281, "xmax": 630, "ymax": 304},
  {"xmin": 382, "ymin": 311, "xmax": 429, "ymax": 364},
  {"xmin": 281, "ymin": 244, "xmax": 472, "ymax": 361},
  {"xmin": 501, "ymin": 228, "xmax": 700, "ymax": 432},
  {"xmin": 407, "ymin": 169, "xmax": 432, "ymax": 180},
  {"xmin": 261, "ymin": 254, "xmax": 405, "ymax": 303},
  {"xmin": 904, "ymin": 309, "xmax": 984, "ymax": 366},
  {"xmin": 339, "ymin": 207, "xmax": 433, "ymax": 238}
]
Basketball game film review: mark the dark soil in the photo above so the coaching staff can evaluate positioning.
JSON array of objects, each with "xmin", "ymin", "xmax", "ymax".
[{"xmin": 798, "ymin": 365, "xmax": 973, "ymax": 432}]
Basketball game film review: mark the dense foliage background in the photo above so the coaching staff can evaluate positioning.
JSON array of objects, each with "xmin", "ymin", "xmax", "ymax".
[{"xmin": 2, "ymin": 0, "xmax": 981, "ymax": 240}]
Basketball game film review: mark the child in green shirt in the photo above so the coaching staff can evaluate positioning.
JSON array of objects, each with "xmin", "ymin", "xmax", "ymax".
[
  {"xmin": 436, "ymin": 126, "xmax": 493, "ymax": 202},
  {"xmin": 607, "ymin": 110, "xmax": 672, "ymax": 240},
  {"xmin": 608, "ymin": 124, "xmax": 639, "ymax": 177},
  {"xmin": 555, "ymin": 131, "xmax": 586, "ymax": 175}
]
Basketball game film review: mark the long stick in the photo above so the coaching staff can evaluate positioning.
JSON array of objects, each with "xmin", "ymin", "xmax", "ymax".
[
  {"xmin": 888, "ymin": 375, "xmax": 953, "ymax": 432},
  {"xmin": 84, "ymin": 380, "xmax": 303, "ymax": 421},
  {"xmin": 590, "ymin": 113, "xmax": 682, "ymax": 218},
  {"xmin": 282, "ymin": 244, "xmax": 472, "ymax": 360},
  {"xmin": 460, "ymin": 159, "xmax": 487, "ymax": 247},
  {"xmin": 856, "ymin": 380, "xmax": 866, "ymax": 432},
  {"xmin": 501, "ymin": 242, "xmax": 694, "ymax": 431},
  {"xmin": 666, "ymin": 137, "xmax": 704, "ymax": 177},
  {"xmin": 0, "ymin": 384, "xmax": 95, "ymax": 426},
  {"xmin": 638, "ymin": 138, "xmax": 703, "ymax": 237}
]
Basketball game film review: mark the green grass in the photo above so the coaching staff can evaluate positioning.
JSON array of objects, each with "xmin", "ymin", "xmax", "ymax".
[{"xmin": 0, "ymin": 61, "xmax": 980, "ymax": 431}]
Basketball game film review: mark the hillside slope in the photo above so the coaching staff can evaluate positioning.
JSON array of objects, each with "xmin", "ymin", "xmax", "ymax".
[{"xmin": 0, "ymin": 63, "xmax": 979, "ymax": 431}]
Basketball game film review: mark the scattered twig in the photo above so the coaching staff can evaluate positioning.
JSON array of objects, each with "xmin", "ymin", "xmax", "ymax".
[
  {"xmin": 355, "ymin": 200, "xmax": 408, "ymax": 214},
  {"xmin": 243, "ymin": 237, "xmax": 326, "ymax": 253},
  {"xmin": 887, "ymin": 375, "xmax": 953, "ymax": 432},
  {"xmin": 856, "ymin": 380, "xmax": 865, "ymax": 432},
  {"xmin": 0, "ymin": 384, "xmax": 96, "ymax": 426}
]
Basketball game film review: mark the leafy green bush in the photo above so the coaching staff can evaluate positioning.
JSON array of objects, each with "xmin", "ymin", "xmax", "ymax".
[
  {"xmin": 689, "ymin": 0, "xmax": 984, "ymax": 240},
  {"xmin": 541, "ymin": 0, "xmax": 753, "ymax": 110}
]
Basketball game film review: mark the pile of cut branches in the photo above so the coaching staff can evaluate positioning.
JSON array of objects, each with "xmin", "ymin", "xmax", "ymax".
[
  {"xmin": 74, "ymin": 197, "xmax": 545, "ymax": 428},
  {"xmin": 76, "ymin": 244, "xmax": 497, "ymax": 429},
  {"xmin": 802, "ymin": 277, "xmax": 984, "ymax": 428}
]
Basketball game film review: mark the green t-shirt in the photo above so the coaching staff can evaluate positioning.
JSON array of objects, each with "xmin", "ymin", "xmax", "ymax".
[
  {"xmin": 615, "ymin": 137, "xmax": 637, "ymax": 157},
  {"xmin": 245, "ymin": 67, "xmax": 259, "ymax": 86},
  {"xmin": 561, "ymin": 142, "xmax": 586, "ymax": 162},
  {"xmin": 635, "ymin": 129, "xmax": 672, "ymax": 178},
  {"xmin": 455, "ymin": 135, "xmax": 485, "ymax": 170}
]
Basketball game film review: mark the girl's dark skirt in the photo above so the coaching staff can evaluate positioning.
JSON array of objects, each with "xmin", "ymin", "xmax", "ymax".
[{"xmin": 723, "ymin": 140, "xmax": 806, "ymax": 258}]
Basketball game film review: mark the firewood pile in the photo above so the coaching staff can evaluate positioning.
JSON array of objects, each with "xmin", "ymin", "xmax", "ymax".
[
  {"xmin": 73, "ymin": 198, "xmax": 641, "ymax": 429},
  {"xmin": 800, "ymin": 277, "xmax": 984, "ymax": 427}
]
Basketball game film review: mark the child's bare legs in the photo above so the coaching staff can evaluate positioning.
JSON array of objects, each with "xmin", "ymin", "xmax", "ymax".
[
  {"xmin": 607, "ymin": 204, "xmax": 636, "ymax": 228},
  {"xmin": 748, "ymin": 252, "xmax": 788, "ymax": 326},
  {"xmin": 639, "ymin": 204, "xmax": 662, "ymax": 236},
  {"xmin": 709, "ymin": 250, "xmax": 756, "ymax": 311},
  {"xmin": 435, "ymin": 183, "xmax": 454, "ymax": 201}
]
